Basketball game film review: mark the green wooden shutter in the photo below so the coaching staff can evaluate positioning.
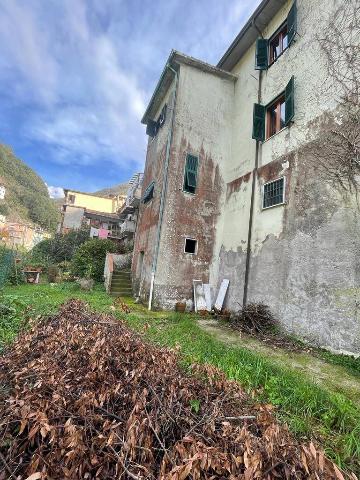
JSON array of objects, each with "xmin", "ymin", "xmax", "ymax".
[
  {"xmin": 255, "ymin": 38, "xmax": 268, "ymax": 70},
  {"xmin": 285, "ymin": 76, "xmax": 295, "ymax": 125},
  {"xmin": 184, "ymin": 154, "xmax": 198, "ymax": 193},
  {"xmin": 252, "ymin": 104, "xmax": 266, "ymax": 141},
  {"xmin": 142, "ymin": 181, "xmax": 155, "ymax": 203},
  {"xmin": 146, "ymin": 120, "xmax": 157, "ymax": 137},
  {"xmin": 287, "ymin": 2, "xmax": 297, "ymax": 46}
]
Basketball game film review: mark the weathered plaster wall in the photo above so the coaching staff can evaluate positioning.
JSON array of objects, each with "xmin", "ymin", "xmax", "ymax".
[
  {"xmin": 132, "ymin": 81, "xmax": 176, "ymax": 300},
  {"xmin": 62, "ymin": 206, "xmax": 84, "ymax": 229},
  {"xmin": 215, "ymin": 0, "xmax": 360, "ymax": 353},
  {"xmin": 152, "ymin": 64, "xmax": 235, "ymax": 309}
]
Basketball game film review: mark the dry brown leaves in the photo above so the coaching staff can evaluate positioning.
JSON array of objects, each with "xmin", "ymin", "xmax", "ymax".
[{"xmin": 0, "ymin": 300, "xmax": 356, "ymax": 480}]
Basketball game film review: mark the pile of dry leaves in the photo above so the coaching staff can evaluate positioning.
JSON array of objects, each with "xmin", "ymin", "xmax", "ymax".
[{"xmin": 0, "ymin": 300, "xmax": 356, "ymax": 479}]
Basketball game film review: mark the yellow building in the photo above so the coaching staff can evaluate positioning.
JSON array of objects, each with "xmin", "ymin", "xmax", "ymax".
[{"xmin": 60, "ymin": 189, "xmax": 126, "ymax": 236}]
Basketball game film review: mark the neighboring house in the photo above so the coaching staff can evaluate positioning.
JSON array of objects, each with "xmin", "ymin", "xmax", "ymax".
[
  {"xmin": 117, "ymin": 173, "xmax": 144, "ymax": 248},
  {"xmin": 0, "ymin": 222, "xmax": 50, "ymax": 250},
  {"xmin": 133, "ymin": 0, "xmax": 360, "ymax": 355},
  {"xmin": 60, "ymin": 189, "xmax": 126, "ymax": 238}
]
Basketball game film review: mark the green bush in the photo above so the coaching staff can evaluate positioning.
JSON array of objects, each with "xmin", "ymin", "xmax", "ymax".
[
  {"xmin": 71, "ymin": 239, "xmax": 119, "ymax": 281},
  {"xmin": 0, "ymin": 294, "xmax": 28, "ymax": 348},
  {"xmin": 48, "ymin": 265, "xmax": 59, "ymax": 283},
  {"xmin": 31, "ymin": 228, "xmax": 90, "ymax": 265}
]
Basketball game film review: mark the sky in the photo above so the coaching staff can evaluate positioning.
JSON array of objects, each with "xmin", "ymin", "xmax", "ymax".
[{"xmin": 0, "ymin": 0, "xmax": 260, "ymax": 197}]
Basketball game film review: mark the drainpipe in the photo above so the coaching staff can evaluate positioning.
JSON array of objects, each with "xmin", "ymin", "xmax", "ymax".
[
  {"xmin": 242, "ymin": 53, "xmax": 263, "ymax": 307},
  {"xmin": 148, "ymin": 64, "xmax": 179, "ymax": 310}
]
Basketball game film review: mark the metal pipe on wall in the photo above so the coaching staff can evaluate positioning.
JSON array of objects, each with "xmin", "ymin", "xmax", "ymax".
[{"xmin": 242, "ymin": 64, "xmax": 263, "ymax": 306}]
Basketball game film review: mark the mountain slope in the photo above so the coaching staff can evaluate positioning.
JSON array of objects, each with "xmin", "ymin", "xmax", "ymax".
[
  {"xmin": 93, "ymin": 182, "xmax": 128, "ymax": 197},
  {"xmin": 0, "ymin": 144, "xmax": 60, "ymax": 231}
]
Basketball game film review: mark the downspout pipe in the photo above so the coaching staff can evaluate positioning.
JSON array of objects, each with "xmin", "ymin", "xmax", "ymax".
[
  {"xmin": 242, "ymin": 46, "xmax": 263, "ymax": 306},
  {"xmin": 148, "ymin": 64, "xmax": 179, "ymax": 310}
]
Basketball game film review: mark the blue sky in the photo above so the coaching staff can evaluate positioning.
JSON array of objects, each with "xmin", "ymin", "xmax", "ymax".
[{"xmin": 0, "ymin": 0, "xmax": 260, "ymax": 196}]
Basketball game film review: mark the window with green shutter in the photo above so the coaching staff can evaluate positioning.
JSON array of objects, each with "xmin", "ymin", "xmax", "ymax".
[
  {"xmin": 254, "ymin": 1, "xmax": 297, "ymax": 69},
  {"xmin": 287, "ymin": 2, "xmax": 297, "ymax": 46},
  {"xmin": 252, "ymin": 77, "xmax": 295, "ymax": 141},
  {"xmin": 142, "ymin": 181, "xmax": 155, "ymax": 204},
  {"xmin": 285, "ymin": 76, "xmax": 295, "ymax": 125},
  {"xmin": 252, "ymin": 104, "xmax": 266, "ymax": 142},
  {"xmin": 255, "ymin": 39, "xmax": 268, "ymax": 70},
  {"xmin": 183, "ymin": 154, "xmax": 198, "ymax": 194}
]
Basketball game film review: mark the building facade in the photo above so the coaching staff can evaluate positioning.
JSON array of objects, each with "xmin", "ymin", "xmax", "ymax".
[
  {"xmin": 60, "ymin": 189, "xmax": 126, "ymax": 238},
  {"xmin": 133, "ymin": 0, "xmax": 360, "ymax": 355},
  {"xmin": 118, "ymin": 173, "xmax": 144, "ymax": 248}
]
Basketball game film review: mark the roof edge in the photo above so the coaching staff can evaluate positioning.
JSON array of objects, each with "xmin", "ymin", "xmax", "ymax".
[
  {"xmin": 141, "ymin": 50, "xmax": 237, "ymax": 125},
  {"xmin": 217, "ymin": 0, "xmax": 287, "ymax": 70}
]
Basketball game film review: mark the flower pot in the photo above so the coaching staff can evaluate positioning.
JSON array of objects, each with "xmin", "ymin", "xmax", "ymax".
[{"xmin": 175, "ymin": 302, "xmax": 186, "ymax": 313}]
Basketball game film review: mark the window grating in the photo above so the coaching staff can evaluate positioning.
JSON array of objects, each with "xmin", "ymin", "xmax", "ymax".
[{"xmin": 263, "ymin": 178, "xmax": 285, "ymax": 208}]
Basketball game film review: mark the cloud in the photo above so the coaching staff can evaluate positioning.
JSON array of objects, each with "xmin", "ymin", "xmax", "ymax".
[
  {"xmin": 0, "ymin": 0, "xmax": 261, "ymax": 190},
  {"xmin": 47, "ymin": 186, "xmax": 64, "ymax": 199}
]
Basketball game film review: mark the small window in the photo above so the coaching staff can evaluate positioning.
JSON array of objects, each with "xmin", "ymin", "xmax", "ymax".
[
  {"xmin": 263, "ymin": 178, "xmax": 285, "ymax": 209},
  {"xmin": 142, "ymin": 182, "xmax": 155, "ymax": 204},
  {"xmin": 269, "ymin": 24, "xmax": 288, "ymax": 64},
  {"xmin": 68, "ymin": 194, "xmax": 75, "ymax": 204},
  {"xmin": 184, "ymin": 238, "xmax": 197, "ymax": 254},
  {"xmin": 266, "ymin": 95, "xmax": 286, "ymax": 138},
  {"xmin": 183, "ymin": 154, "xmax": 198, "ymax": 194},
  {"xmin": 254, "ymin": 2, "xmax": 296, "ymax": 71}
]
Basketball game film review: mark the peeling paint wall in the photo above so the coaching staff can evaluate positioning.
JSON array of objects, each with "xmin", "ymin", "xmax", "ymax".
[
  {"xmin": 216, "ymin": 0, "xmax": 360, "ymax": 354},
  {"xmin": 133, "ymin": 64, "xmax": 234, "ymax": 308},
  {"xmin": 132, "ymin": 81, "xmax": 176, "ymax": 300},
  {"xmin": 135, "ymin": 0, "xmax": 359, "ymax": 354}
]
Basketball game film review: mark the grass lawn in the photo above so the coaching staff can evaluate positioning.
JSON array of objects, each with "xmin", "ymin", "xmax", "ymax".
[{"xmin": 1, "ymin": 282, "xmax": 360, "ymax": 474}]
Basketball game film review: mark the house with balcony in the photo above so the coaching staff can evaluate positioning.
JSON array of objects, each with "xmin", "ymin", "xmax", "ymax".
[
  {"xmin": 117, "ymin": 173, "xmax": 144, "ymax": 248},
  {"xmin": 60, "ymin": 189, "xmax": 126, "ymax": 239},
  {"xmin": 132, "ymin": 0, "xmax": 360, "ymax": 355}
]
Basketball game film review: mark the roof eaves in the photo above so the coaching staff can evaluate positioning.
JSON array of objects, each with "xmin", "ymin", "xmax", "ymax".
[
  {"xmin": 141, "ymin": 50, "xmax": 237, "ymax": 125},
  {"xmin": 217, "ymin": 0, "xmax": 287, "ymax": 71}
]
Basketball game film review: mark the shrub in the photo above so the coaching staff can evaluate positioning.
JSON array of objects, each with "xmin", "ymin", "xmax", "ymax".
[
  {"xmin": 31, "ymin": 227, "xmax": 90, "ymax": 265},
  {"xmin": 48, "ymin": 265, "xmax": 59, "ymax": 283},
  {"xmin": 71, "ymin": 239, "xmax": 119, "ymax": 281}
]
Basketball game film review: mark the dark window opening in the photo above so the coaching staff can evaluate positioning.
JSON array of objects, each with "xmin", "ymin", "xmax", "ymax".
[
  {"xmin": 142, "ymin": 182, "xmax": 155, "ymax": 204},
  {"xmin": 269, "ymin": 24, "xmax": 288, "ymax": 64},
  {"xmin": 68, "ymin": 194, "xmax": 76, "ymax": 204},
  {"xmin": 146, "ymin": 104, "xmax": 167, "ymax": 138},
  {"xmin": 183, "ymin": 154, "xmax": 198, "ymax": 194},
  {"xmin": 184, "ymin": 238, "xmax": 197, "ymax": 254},
  {"xmin": 267, "ymin": 95, "xmax": 286, "ymax": 138},
  {"xmin": 263, "ymin": 178, "xmax": 285, "ymax": 209}
]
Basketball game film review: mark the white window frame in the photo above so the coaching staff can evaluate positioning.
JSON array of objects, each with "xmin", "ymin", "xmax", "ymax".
[
  {"xmin": 184, "ymin": 237, "xmax": 198, "ymax": 255},
  {"xmin": 262, "ymin": 176, "xmax": 286, "ymax": 210}
]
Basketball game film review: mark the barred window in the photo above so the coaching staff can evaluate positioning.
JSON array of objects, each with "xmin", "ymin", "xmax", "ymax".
[{"xmin": 263, "ymin": 178, "xmax": 285, "ymax": 209}]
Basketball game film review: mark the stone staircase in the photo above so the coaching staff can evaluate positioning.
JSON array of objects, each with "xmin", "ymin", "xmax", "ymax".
[{"xmin": 109, "ymin": 270, "xmax": 133, "ymax": 297}]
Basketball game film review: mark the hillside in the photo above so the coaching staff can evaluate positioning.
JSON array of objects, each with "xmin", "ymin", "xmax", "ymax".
[
  {"xmin": 0, "ymin": 144, "xmax": 60, "ymax": 231},
  {"xmin": 93, "ymin": 182, "xmax": 128, "ymax": 197}
]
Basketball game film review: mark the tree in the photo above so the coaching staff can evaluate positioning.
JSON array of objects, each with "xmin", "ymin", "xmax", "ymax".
[{"xmin": 31, "ymin": 228, "xmax": 90, "ymax": 264}]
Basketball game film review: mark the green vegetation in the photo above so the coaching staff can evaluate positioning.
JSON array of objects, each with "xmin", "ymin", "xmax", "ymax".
[
  {"xmin": 1, "ymin": 283, "xmax": 359, "ymax": 474},
  {"xmin": 0, "ymin": 144, "xmax": 60, "ymax": 230},
  {"xmin": 31, "ymin": 227, "xmax": 90, "ymax": 265},
  {"xmin": 317, "ymin": 349, "xmax": 360, "ymax": 378},
  {"xmin": 0, "ymin": 283, "xmax": 110, "ymax": 349},
  {"xmin": 71, "ymin": 238, "xmax": 120, "ymax": 280}
]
